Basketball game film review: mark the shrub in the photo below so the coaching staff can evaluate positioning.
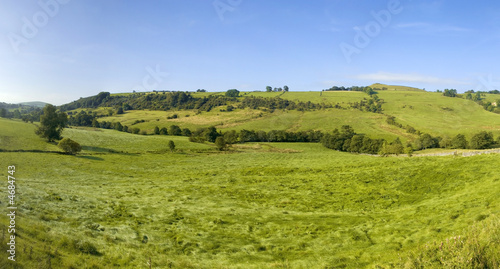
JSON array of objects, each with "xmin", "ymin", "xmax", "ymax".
[
  {"xmin": 215, "ymin": 137, "xmax": 227, "ymax": 151},
  {"xmin": 58, "ymin": 138, "xmax": 82, "ymax": 155},
  {"xmin": 168, "ymin": 140, "xmax": 175, "ymax": 152}
]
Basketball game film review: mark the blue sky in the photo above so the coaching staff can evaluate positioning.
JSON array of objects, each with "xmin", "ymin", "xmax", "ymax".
[{"xmin": 1, "ymin": 0, "xmax": 500, "ymax": 105}]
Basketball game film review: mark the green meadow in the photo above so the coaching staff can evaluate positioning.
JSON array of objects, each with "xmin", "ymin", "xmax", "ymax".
[{"xmin": 0, "ymin": 117, "xmax": 499, "ymax": 268}]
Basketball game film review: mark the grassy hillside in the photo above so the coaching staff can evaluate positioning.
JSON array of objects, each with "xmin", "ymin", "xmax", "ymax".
[
  {"xmin": 379, "ymin": 90, "xmax": 500, "ymax": 137},
  {"xmin": 90, "ymin": 87, "xmax": 500, "ymax": 143},
  {"xmin": 0, "ymin": 118, "xmax": 498, "ymax": 268}
]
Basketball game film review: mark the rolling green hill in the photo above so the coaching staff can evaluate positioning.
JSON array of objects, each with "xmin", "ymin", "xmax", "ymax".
[
  {"xmin": 1, "ymin": 85, "xmax": 499, "ymax": 267},
  {"xmin": 83, "ymin": 86, "xmax": 500, "ymax": 143},
  {"xmin": 0, "ymin": 117, "xmax": 498, "ymax": 268}
]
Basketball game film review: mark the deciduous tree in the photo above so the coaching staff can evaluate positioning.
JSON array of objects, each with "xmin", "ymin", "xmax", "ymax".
[{"xmin": 35, "ymin": 104, "xmax": 67, "ymax": 142}]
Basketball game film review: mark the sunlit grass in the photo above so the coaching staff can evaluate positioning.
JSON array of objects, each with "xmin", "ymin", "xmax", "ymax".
[{"xmin": 0, "ymin": 118, "xmax": 498, "ymax": 268}]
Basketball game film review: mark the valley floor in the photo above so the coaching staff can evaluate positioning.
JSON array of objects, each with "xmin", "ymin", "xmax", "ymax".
[{"xmin": 0, "ymin": 119, "xmax": 499, "ymax": 268}]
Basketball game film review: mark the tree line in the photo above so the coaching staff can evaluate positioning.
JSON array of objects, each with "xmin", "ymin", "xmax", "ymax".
[
  {"xmin": 23, "ymin": 104, "xmax": 500, "ymax": 155},
  {"xmin": 59, "ymin": 91, "xmax": 334, "ymax": 113},
  {"xmin": 323, "ymin": 86, "xmax": 382, "ymax": 95}
]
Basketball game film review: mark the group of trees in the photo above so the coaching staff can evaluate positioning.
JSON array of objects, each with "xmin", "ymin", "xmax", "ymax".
[
  {"xmin": 189, "ymin": 126, "xmax": 324, "ymax": 146},
  {"xmin": 410, "ymin": 132, "xmax": 497, "ymax": 150},
  {"xmin": 386, "ymin": 116, "xmax": 420, "ymax": 135},
  {"xmin": 266, "ymin": 85, "xmax": 289, "ymax": 92},
  {"xmin": 442, "ymin": 89, "xmax": 458, "ymax": 97},
  {"xmin": 321, "ymin": 125, "xmax": 388, "ymax": 154},
  {"xmin": 324, "ymin": 86, "xmax": 380, "ymax": 96},
  {"xmin": 0, "ymin": 104, "xmax": 42, "ymax": 122},
  {"xmin": 60, "ymin": 91, "xmax": 336, "ymax": 113},
  {"xmin": 441, "ymin": 89, "xmax": 500, "ymax": 114},
  {"xmin": 349, "ymin": 95, "xmax": 383, "ymax": 113},
  {"xmin": 238, "ymin": 96, "xmax": 332, "ymax": 111}
]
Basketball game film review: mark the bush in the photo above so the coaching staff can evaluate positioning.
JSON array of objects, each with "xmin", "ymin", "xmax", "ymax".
[
  {"xmin": 58, "ymin": 138, "xmax": 82, "ymax": 155},
  {"xmin": 215, "ymin": 137, "xmax": 227, "ymax": 151},
  {"xmin": 168, "ymin": 140, "xmax": 175, "ymax": 152}
]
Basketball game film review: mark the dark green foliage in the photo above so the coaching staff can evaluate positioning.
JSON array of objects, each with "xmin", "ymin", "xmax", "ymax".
[
  {"xmin": 204, "ymin": 126, "xmax": 220, "ymax": 143},
  {"xmin": 67, "ymin": 110, "xmax": 94, "ymax": 127},
  {"xmin": 168, "ymin": 140, "xmax": 175, "ymax": 152},
  {"xmin": 61, "ymin": 91, "xmax": 333, "ymax": 114},
  {"xmin": 321, "ymin": 125, "xmax": 384, "ymax": 154},
  {"xmin": 131, "ymin": 128, "xmax": 140, "ymax": 134},
  {"xmin": 116, "ymin": 107, "xmax": 124, "ymax": 114},
  {"xmin": 225, "ymin": 89, "xmax": 240, "ymax": 97},
  {"xmin": 443, "ymin": 89, "xmax": 457, "ymax": 97},
  {"xmin": 379, "ymin": 138, "xmax": 405, "ymax": 156},
  {"xmin": 153, "ymin": 126, "xmax": 160, "ymax": 135},
  {"xmin": 266, "ymin": 86, "xmax": 272, "ymax": 92},
  {"xmin": 181, "ymin": 128, "xmax": 192, "ymax": 137},
  {"xmin": 113, "ymin": 122, "xmax": 123, "ymax": 132},
  {"xmin": 451, "ymin": 134, "xmax": 468, "ymax": 149},
  {"xmin": 0, "ymin": 108, "xmax": 7, "ymax": 118},
  {"xmin": 168, "ymin": 125, "xmax": 182, "ymax": 136},
  {"xmin": 348, "ymin": 95, "xmax": 383, "ymax": 113},
  {"xmin": 215, "ymin": 137, "xmax": 227, "ymax": 151},
  {"xmin": 239, "ymin": 96, "xmax": 332, "ymax": 111},
  {"xmin": 223, "ymin": 130, "xmax": 239, "ymax": 144},
  {"xmin": 386, "ymin": 116, "xmax": 420, "ymax": 135},
  {"xmin": 324, "ymin": 85, "xmax": 378, "ymax": 93},
  {"xmin": 470, "ymin": 131, "xmax": 495, "ymax": 149},
  {"xmin": 35, "ymin": 104, "xmax": 68, "ymax": 142},
  {"xmin": 413, "ymin": 133, "xmax": 440, "ymax": 150},
  {"xmin": 58, "ymin": 138, "xmax": 82, "ymax": 155},
  {"xmin": 159, "ymin": 127, "xmax": 168, "ymax": 135},
  {"xmin": 60, "ymin": 92, "xmax": 110, "ymax": 110}
]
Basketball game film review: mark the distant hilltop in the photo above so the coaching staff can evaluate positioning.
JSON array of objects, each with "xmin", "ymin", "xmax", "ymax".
[
  {"xmin": 370, "ymin": 83, "xmax": 426, "ymax": 92},
  {"xmin": 17, "ymin": 101, "xmax": 50, "ymax": 108}
]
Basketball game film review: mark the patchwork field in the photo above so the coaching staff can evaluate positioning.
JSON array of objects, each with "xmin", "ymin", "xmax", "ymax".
[{"xmin": 0, "ymin": 118, "xmax": 498, "ymax": 268}]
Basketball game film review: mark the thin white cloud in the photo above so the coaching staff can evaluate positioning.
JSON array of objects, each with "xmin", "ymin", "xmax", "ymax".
[
  {"xmin": 354, "ymin": 72, "xmax": 468, "ymax": 85},
  {"xmin": 395, "ymin": 22, "xmax": 430, "ymax": 29},
  {"xmin": 394, "ymin": 22, "xmax": 470, "ymax": 33}
]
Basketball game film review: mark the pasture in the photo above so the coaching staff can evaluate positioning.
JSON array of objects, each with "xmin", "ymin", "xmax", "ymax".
[{"xmin": 0, "ymin": 118, "xmax": 498, "ymax": 268}]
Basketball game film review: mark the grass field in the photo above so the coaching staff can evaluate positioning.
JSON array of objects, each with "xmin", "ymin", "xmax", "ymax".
[{"xmin": 0, "ymin": 118, "xmax": 499, "ymax": 268}]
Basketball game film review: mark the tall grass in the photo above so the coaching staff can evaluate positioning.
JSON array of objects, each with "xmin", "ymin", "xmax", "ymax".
[
  {"xmin": 0, "ymin": 118, "xmax": 499, "ymax": 268},
  {"xmin": 395, "ymin": 215, "xmax": 499, "ymax": 268}
]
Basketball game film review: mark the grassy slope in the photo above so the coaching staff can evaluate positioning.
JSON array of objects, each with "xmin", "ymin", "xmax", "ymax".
[
  {"xmin": 0, "ymin": 118, "xmax": 498, "ymax": 268},
  {"xmin": 95, "ymin": 88, "xmax": 500, "ymax": 143},
  {"xmin": 379, "ymin": 90, "xmax": 500, "ymax": 137}
]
